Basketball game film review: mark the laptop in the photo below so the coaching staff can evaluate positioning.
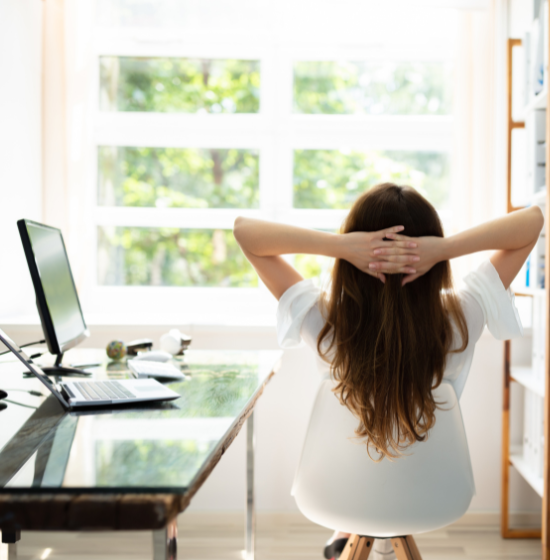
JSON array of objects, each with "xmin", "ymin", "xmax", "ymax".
[{"xmin": 0, "ymin": 328, "xmax": 181, "ymax": 409}]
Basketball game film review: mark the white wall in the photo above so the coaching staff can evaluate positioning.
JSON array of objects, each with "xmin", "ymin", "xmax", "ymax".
[
  {"xmin": 0, "ymin": 0, "xmax": 43, "ymax": 317},
  {"xmin": 3, "ymin": 322, "xmax": 541, "ymax": 514}
]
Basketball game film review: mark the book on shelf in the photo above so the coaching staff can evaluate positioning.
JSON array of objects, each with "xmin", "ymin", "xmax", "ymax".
[
  {"xmin": 524, "ymin": 30, "xmax": 532, "ymax": 107},
  {"xmin": 532, "ymin": 292, "xmax": 546, "ymax": 384},
  {"xmin": 523, "ymin": 389, "xmax": 533, "ymax": 465},
  {"xmin": 537, "ymin": 392, "xmax": 544, "ymax": 478},
  {"xmin": 529, "ymin": 1, "xmax": 548, "ymax": 98},
  {"xmin": 526, "ymin": 110, "xmax": 546, "ymax": 196},
  {"xmin": 545, "ymin": 0, "xmax": 549, "ymax": 92},
  {"xmin": 533, "ymin": 16, "xmax": 543, "ymax": 95},
  {"xmin": 522, "ymin": 390, "xmax": 545, "ymax": 479},
  {"xmin": 525, "ymin": 232, "xmax": 546, "ymax": 290}
]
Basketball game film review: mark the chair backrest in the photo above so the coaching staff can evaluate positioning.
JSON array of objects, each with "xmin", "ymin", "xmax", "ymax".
[{"xmin": 292, "ymin": 380, "xmax": 475, "ymax": 537}]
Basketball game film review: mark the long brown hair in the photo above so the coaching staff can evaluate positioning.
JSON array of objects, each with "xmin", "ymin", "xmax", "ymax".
[{"xmin": 318, "ymin": 183, "xmax": 468, "ymax": 461}]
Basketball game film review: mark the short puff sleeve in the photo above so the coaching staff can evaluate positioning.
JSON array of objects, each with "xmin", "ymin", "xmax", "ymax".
[
  {"xmin": 276, "ymin": 279, "xmax": 321, "ymax": 349},
  {"xmin": 462, "ymin": 259, "xmax": 524, "ymax": 340}
]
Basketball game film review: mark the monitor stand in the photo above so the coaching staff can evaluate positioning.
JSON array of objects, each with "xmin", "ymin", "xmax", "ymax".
[{"xmin": 40, "ymin": 353, "xmax": 91, "ymax": 376}]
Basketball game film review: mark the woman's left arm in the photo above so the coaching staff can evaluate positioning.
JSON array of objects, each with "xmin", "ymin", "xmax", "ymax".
[{"xmin": 233, "ymin": 217, "xmax": 419, "ymax": 299}]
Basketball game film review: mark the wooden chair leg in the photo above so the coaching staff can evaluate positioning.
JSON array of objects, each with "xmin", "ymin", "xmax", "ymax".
[
  {"xmin": 339, "ymin": 534, "xmax": 360, "ymax": 560},
  {"xmin": 353, "ymin": 536, "xmax": 374, "ymax": 560},
  {"xmin": 391, "ymin": 536, "xmax": 423, "ymax": 560},
  {"xmin": 404, "ymin": 536, "xmax": 422, "ymax": 560},
  {"xmin": 339, "ymin": 534, "xmax": 374, "ymax": 560}
]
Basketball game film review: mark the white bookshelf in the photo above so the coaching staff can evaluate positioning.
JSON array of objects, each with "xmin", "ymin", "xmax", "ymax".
[
  {"xmin": 514, "ymin": 287, "xmax": 546, "ymax": 297},
  {"xmin": 524, "ymin": 88, "xmax": 548, "ymax": 117},
  {"xmin": 510, "ymin": 445, "xmax": 544, "ymax": 498},
  {"xmin": 511, "ymin": 365, "xmax": 545, "ymax": 398},
  {"xmin": 503, "ymin": 0, "xmax": 549, "ymax": 542}
]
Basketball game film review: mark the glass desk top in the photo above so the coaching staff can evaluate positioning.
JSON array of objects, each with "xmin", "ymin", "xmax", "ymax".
[{"xmin": 0, "ymin": 349, "xmax": 281, "ymax": 494}]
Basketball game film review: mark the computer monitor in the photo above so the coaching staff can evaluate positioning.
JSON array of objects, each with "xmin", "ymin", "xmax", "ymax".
[{"xmin": 17, "ymin": 219, "xmax": 90, "ymax": 375}]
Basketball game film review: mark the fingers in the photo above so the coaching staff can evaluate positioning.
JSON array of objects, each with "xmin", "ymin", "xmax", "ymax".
[
  {"xmin": 373, "ymin": 241, "xmax": 418, "ymax": 253},
  {"xmin": 382, "ymin": 226, "xmax": 405, "ymax": 237},
  {"xmin": 380, "ymin": 254, "xmax": 420, "ymax": 264},
  {"xmin": 385, "ymin": 232, "xmax": 413, "ymax": 242},
  {"xmin": 373, "ymin": 248, "xmax": 419, "ymax": 262},
  {"xmin": 374, "ymin": 225, "xmax": 417, "ymax": 245},
  {"xmin": 402, "ymin": 272, "xmax": 421, "ymax": 286},
  {"xmin": 369, "ymin": 261, "xmax": 416, "ymax": 274},
  {"xmin": 365, "ymin": 265, "xmax": 418, "ymax": 285},
  {"xmin": 365, "ymin": 269, "xmax": 386, "ymax": 283}
]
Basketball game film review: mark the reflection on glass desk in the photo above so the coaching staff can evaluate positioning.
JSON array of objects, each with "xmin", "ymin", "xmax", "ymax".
[{"xmin": 0, "ymin": 349, "xmax": 281, "ymax": 493}]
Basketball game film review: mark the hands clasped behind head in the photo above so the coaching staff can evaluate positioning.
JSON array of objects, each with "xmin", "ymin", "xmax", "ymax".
[{"xmin": 343, "ymin": 225, "xmax": 420, "ymax": 284}]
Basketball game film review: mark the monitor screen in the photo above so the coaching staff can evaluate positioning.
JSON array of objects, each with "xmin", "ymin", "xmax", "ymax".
[{"xmin": 24, "ymin": 222, "xmax": 87, "ymax": 349}]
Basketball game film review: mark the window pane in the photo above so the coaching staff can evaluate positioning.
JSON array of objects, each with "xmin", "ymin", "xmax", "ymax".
[
  {"xmin": 294, "ymin": 254, "xmax": 333, "ymax": 280},
  {"xmin": 98, "ymin": 227, "xmax": 257, "ymax": 287},
  {"xmin": 293, "ymin": 149, "xmax": 450, "ymax": 210},
  {"xmin": 100, "ymin": 57, "xmax": 260, "ymax": 113},
  {"xmin": 293, "ymin": 62, "xmax": 452, "ymax": 115},
  {"xmin": 98, "ymin": 147, "xmax": 259, "ymax": 209}
]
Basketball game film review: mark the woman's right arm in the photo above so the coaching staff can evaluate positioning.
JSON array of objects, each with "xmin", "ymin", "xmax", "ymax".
[
  {"xmin": 371, "ymin": 205, "xmax": 545, "ymax": 288},
  {"xmin": 444, "ymin": 205, "xmax": 544, "ymax": 288}
]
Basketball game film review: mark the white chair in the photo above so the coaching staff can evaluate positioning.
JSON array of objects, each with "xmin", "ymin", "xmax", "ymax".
[{"xmin": 292, "ymin": 380, "xmax": 475, "ymax": 559}]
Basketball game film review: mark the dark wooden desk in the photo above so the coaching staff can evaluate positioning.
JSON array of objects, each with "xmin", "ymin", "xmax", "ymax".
[{"xmin": 0, "ymin": 348, "xmax": 281, "ymax": 559}]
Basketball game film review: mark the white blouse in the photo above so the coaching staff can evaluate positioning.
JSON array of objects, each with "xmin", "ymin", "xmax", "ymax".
[{"xmin": 276, "ymin": 259, "xmax": 524, "ymax": 399}]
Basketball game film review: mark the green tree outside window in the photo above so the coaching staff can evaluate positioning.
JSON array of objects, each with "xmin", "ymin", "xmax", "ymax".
[
  {"xmin": 100, "ymin": 57, "xmax": 260, "ymax": 113},
  {"xmin": 294, "ymin": 149, "xmax": 450, "ymax": 210},
  {"xmin": 98, "ymin": 227, "xmax": 258, "ymax": 287},
  {"xmin": 98, "ymin": 146, "xmax": 259, "ymax": 209},
  {"xmin": 294, "ymin": 61, "xmax": 452, "ymax": 115}
]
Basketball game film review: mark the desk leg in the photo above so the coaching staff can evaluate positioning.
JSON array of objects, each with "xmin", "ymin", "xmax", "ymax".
[
  {"xmin": 0, "ymin": 543, "xmax": 15, "ymax": 560},
  {"xmin": 1, "ymin": 531, "xmax": 20, "ymax": 560},
  {"xmin": 152, "ymin": 519, "xmax": 177, "ymax": 560},
  {"xmin": 245, "ymin": 412, "xmax": 255, "ymax": 560}
]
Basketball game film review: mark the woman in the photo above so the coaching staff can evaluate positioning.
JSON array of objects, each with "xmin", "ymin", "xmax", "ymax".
[{"xmin": 233, "ymin": 183, "xmax": 544, "ymax": 560}]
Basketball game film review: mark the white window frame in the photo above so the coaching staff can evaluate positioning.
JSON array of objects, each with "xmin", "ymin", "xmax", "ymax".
[{"xmin": 74, "ymin": 18, "xmax": 457, "ymax": 324}]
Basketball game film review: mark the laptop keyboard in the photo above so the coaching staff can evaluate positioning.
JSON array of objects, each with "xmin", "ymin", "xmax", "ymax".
[{"xmin": 73, "ymin": 380, "xmax": 135, "ymax": 401}]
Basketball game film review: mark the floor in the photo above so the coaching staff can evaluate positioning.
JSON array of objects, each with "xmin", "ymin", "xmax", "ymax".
[{"xmin": 0, "ymin": 513, "xmax": 542, "ymax": 560}]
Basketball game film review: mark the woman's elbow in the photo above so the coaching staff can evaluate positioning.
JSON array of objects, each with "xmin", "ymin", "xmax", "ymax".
[
  {"xmin": 531, "ymin": 205, "xmax": 545, "ymax": 237},
  {"xmin": 233, "ymin": 216, "xmax": 246, "ymax": 245}
]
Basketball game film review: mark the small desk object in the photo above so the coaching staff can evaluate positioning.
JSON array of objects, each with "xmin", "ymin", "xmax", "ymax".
[{"xmin": 0, "ymin": 348, "xmax": 282, "ymax": 559}]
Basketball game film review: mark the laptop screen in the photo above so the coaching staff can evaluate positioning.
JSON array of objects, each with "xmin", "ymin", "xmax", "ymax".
[{"xmin": 0, "ymin": 328, "xmax": 69, "ymax": 409}]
